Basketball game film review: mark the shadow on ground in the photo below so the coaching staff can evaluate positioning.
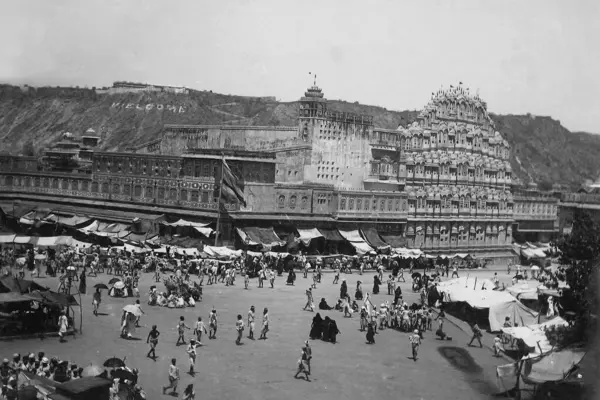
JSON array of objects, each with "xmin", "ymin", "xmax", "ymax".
[{"xmin": 438, "ymin": 346, "xmax": 499, "ymax": 398}]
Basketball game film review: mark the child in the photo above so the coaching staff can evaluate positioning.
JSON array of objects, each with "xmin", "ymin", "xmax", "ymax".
[
  {"xmin": 493, "ymin": 335, "xmax": 503, "ymax": 357},
  {"xmin": 187, "ymin": 338, "xmax": 197, "ymax": 375},
  {"xmin": 235, "ymin": 314, "xmax": 244, "ymax": 345},
  {"xmin": 194, "ymin": 317, "xmax": 208, "ymax": 345},
  {"xmin": 146, "ymin": 325, "xmax": 160, "ymax": 359},
  {"xmin": 410, "ymin": 329, "xmax": 421, "ymax": 361},
  {"xmin": 209, "ymin": 308, "xmax": 218, "ymax": 339},
  {"xmin": 360, "ymin": 307, "xmax": 368, "ymax": 331},
  {"xmin": 247, "ymin": 306, "xmax": 256, "ymax": 340},
  {"xmin": 366, "ymin": 322, "xmax": 375, "ymax": 344},
  {"xmin": 244, "ymin": 274, "xmax": 250, "ymax": 290},
  {"xmin": 259, "ymin": 307, "xmax": 269, "ymax": 340},
  {"xmin": 176, "ymin": 316, "xmax": 190, "ymax": 346}
]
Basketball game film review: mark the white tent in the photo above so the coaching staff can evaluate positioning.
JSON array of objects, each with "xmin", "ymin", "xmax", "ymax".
[{"xmin": 501, "ymin": 317, "xmax": 568, "ymax": 355}]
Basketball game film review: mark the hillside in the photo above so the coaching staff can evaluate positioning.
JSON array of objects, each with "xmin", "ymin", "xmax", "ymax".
[{"xmin": 0, "ymin": 84, "xmax": 597, "ymax": 189}]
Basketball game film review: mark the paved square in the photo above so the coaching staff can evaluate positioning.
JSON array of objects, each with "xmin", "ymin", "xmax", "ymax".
[{"xmin": 4, "ymin": 270, "xmax": 507, "ymax": 399}]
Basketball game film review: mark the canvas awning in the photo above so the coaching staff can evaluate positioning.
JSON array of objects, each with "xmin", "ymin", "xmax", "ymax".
[
  {"xmin": 44, "ymin": 214, "xmax": 93, "ymax": 227},
  {"xmin": 0, "ymin": 234, "xmax": 16, "ymax": 244},
  {"xmin": 0, "ymin": 277, "xmax": 48, "ymax": 294},
  {"xmin": 19, "ymin": 210, "xmax": 51, "ymax": 225},
  {"xmin": 28, "ymin": 290, "xmax": 79, "ymax": 307},
  {"xmin": 0, "ymin": 292, "xmax": 35, "ymax": 303},
  {"xmin": 360, "ymin": 228, "xmax": 390, "ymax": 249},
  {"xmin": 124, "ymin": 232, "xmax": 148, "ymax": 243},
  {"xmin": 296, "ymin": 228, "xmax": 323, "ymax": 246},
  {"xmin": 240, "ymin": 227, "xmax": 285, "ymax": 247},
  {"xmin": 380, "ymin": 233, "xmax": 407, "ymax": 248},
  {"xmin": 236, "ymin": 228, "xmax": 258, "ymax": 246},
  {"xmin": 350, "ymin": 241, "xmax": 375, "ymax": 255},
  {"xmin": 338, "ymin": 230, "xmax": 374, "ymax": 254},
  {"xmin": 318, "ymin": 228, "xmax": 345, "ymax": 242},
  {"xmin": 193, "ymin": 226, "xmax": 214, "ymax": 237},
  {"xmin": 161, "ymin": 219, "xmax": 211, "ymax": 228},
  {"xmin": 13, "ymin": 236, "xmax": 32, "ymax": 244},
  {"xmin": 204, "ymin": 246, "xmax": 242, "ymax": 258},
  {"xmin": 338, "ymin": 230, "xmax": 364, "ymax": 242}
]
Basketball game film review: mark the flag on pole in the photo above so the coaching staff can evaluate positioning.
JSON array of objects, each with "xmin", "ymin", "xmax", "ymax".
[{"xmin": 214, "ymin": 159, "xmax": 246, "ymax": 207}]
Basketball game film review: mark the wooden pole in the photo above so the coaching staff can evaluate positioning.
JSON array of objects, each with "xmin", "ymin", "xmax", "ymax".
[
  {"xmin": 214, "ymin": 156, "xmax": 225, "ymax": 247},
  {"xmin": 515, "ymin": 359, "xmax": 525, "ymax": 400}
]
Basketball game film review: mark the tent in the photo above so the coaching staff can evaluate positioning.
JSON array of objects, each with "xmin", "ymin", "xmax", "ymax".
[
  {"xmin": 438, "ymin": 277, "xmax": 538, "ymax": 332},
  {"xmin": 501, "ymin": 317, "xmax": 568, "ymax": 355},
  {"xmin": 506, "ymin": 282, "xmax": 540, "ymax": 301},
  {"xmin": 489, "ymin": 298, "xmax": 539, "ymax": 332},
  {"xmin": 521, "ymin": 348, "xmax": 586, "ymax": 384}
]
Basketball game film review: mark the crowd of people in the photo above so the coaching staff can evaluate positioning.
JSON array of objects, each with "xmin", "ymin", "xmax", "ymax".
[{"xmin": 0, "ymin": 350, "xmax": 145, "ymax": 400}]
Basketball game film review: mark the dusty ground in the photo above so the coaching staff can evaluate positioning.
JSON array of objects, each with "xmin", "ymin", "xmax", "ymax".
[{"xmin": 2, "ymin": 269, "xmax": 519, "ymax": 400}]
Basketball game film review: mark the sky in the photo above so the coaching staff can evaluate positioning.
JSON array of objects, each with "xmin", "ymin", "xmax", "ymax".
[{"xmin": 1, "ymin": 0, "xmax": 599, "ymax": 133}]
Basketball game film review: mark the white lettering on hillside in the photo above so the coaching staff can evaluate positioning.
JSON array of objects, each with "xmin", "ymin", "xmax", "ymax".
[{"xmin": 111, "ymin": 102, "xmax": 186, "ymax": 113}]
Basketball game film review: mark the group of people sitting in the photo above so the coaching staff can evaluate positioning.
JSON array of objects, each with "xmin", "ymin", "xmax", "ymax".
[
  {"xmin": 148, "ymin": 287, "xmax": 196, "ymax": 308},
  {"xmin": 0, "ymin": 351, "xmax": 143, "ymax": 399}
]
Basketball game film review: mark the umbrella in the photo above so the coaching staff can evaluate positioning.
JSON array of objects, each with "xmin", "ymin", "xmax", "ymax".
[
  {"xmin": 108, "ymin": 278, "xmax": 122, "ymax": 285},
  {"xmin": 81, "ymin": 364, "xmax": 104, "ymax": 377},
  {"xmin": 123, "ymin": 304, "xmax": 142, "ymax": 317},
  {"xmin": 103, "ymin": 357, "xmax": 126, "ymax": 369},
  {"xmin": 530, "ymin": 265, "xmax": 540, "ymax": 271},
  {"xmin": 112, "ymin": 368, "xmax": 136, "ymax": 383},
  {"xmin": 93, "ymin": 283, "xmax": 109, "ymax": 290},
  {"xmin": 113, "ymin": 281, "xmax": 125, "ymax": 289},
  {"xmin": 34, "ymin": 254, "xmax": 47, "ymax": 260}
]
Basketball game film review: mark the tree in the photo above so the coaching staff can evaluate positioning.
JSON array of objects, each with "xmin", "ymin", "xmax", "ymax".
[{"xmin": 548, "ymin": 209, "xmax": 599, "ymax": 346}]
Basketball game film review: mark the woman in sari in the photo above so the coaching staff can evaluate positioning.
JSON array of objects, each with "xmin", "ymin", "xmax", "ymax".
[
  {"xmin": 309, "ymin": 313, "xmax": 323, "ymax": 340},
  {"xmin": 355, "ymin": 281, "xmax": 363, "ymax": 300}
]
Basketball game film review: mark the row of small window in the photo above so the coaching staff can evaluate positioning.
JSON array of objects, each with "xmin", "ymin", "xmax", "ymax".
[
  {"xmin": 515, "ymin": 203, "xmax": 557, "ymax": 214},
  {"xmin": 339, "ymin": 198, "xmax": 404, "ymax": 212},
  {"xmin": 409, "ymin": 199, "xmax": 512, "ymax": 209},
  {"xmin": 2, "ymin": 176, "xmax": 218, "ymax": 203},
  {"xmin": 276, "ymin": 195, "xmax": 310, "ymax": 210},
  {"xmin": 317, "ymin": 174, "xmax": 339, "ymax": 180}
]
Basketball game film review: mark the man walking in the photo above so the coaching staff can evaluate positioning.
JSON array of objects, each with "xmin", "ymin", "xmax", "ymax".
[{"xmin": 303, "ymin": 287, "xmax": 314, "ymax": 312}]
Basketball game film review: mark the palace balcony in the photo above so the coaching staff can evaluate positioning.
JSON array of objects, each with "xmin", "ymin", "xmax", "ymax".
[
  {"xmin": 427, "ymin": 207, "xmax": 435, "ymax": 217},
  {"xmin": 459, "ymin": 207, "xmax": 472, "ymax": 216},
  {"xmin": 440, "ymin": 208, "xmax": 452, "ymax": 217}
]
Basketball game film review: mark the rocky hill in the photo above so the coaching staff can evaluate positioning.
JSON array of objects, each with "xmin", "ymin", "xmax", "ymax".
[{"xmin": 0, "ymin": 84, "xmax": 597, "ymax": 189}]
